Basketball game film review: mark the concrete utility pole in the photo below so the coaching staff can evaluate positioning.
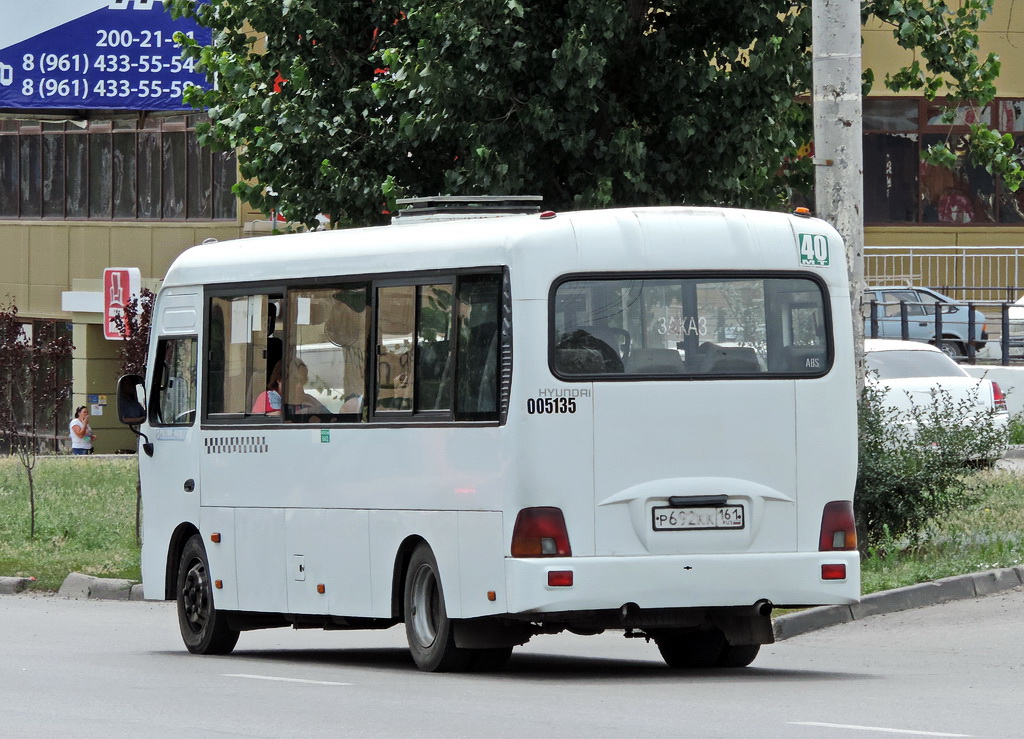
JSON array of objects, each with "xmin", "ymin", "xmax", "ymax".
[{"xmin": 812, "ymin": 0, "xmax": 865, "ymax": 382}]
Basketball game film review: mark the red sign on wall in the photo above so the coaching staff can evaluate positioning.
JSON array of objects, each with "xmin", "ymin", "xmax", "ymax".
[{"xmin": 103, "ymin": 267, "xmax": 141, "ymax": 340}]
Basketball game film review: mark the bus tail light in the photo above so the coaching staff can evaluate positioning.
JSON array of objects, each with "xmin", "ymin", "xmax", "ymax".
[
  {"xmin": 511, "ymin": 507, "xmax": 572, "ymax": 557},
  {"xmin": 819, "ymin": 500, "xmax": 857, "ymax": 551},
  {"xmin": 993, "ymin": 381, "xmax": 1008, "ymax": 412}
]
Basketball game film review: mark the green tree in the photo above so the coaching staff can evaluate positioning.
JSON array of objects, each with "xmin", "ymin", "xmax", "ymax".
[{"xmin": 168, "ymin": 0, "xmax": 1012, "ymax": 228}]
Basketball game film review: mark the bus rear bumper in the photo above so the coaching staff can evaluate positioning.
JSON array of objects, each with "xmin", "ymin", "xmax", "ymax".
[{"xmin": 503, "ymin": 551, "xmax": 860, "ymax": 615}]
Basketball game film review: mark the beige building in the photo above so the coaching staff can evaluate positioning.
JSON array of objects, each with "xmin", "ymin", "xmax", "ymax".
[
  {"xmin": 863, "ymin": 6, "xmax": 1024, "ymax": 247},
  {"xmin": 4, "ymin": 9, "xmax": 1023, "ymax": 452}
]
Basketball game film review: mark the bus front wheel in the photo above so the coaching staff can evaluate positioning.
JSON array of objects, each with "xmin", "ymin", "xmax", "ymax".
[
  {"xmin": 176, "ymin": 534, "xmax": 239, "ymax": 655},
  {"xmin": 404, "ymin": 544, "xmax": 471, "ymax": 672}
]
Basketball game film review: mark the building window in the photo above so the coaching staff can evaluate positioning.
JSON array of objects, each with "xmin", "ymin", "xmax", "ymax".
[
  {"xmin": 865, "ymin": 98, "xmax": 1024, "ymax": 225},
  {"xmin": 0, "ymin": 319, "xmax": 72, "ymax": 454},
  {"xmin": 0, "ymin": 114, "xmax": 236, "ymax": 221}
]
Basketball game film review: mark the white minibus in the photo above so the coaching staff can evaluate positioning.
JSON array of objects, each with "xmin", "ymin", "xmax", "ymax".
[{"xmin": 117, "ymin": 203, "xmax": 859, "ymax": 672}]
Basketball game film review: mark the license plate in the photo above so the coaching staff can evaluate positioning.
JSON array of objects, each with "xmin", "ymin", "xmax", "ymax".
[{"xmin": 652, "ymin": 505, "xmax": 745, "ymax": 531}]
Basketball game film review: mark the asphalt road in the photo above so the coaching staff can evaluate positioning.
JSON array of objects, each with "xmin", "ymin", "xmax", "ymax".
[{"xmin": 2, "ymin": 587, "xmax": 1022, "ymax": 738}]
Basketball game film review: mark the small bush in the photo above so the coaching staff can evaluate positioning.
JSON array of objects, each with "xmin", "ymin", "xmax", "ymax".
[
  {"xmin": 855, "ymin": 381, "xmax": 1008, "ymax": 552},
  {"xmin": 1008, "ymin": 413, "xmax": 1024, "ymax": 445}
]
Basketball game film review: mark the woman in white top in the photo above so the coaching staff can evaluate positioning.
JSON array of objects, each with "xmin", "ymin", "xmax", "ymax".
[{"xmin": 69, "ymin": 406, "xmax": 95, "ymax": 455}]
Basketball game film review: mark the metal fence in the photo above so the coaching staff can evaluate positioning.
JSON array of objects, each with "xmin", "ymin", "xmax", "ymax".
[
  {"xmin": 863, "ymin": 245, "xmax": 1024, "ymax": 364},
  {"xmin": 864, "ymin": 245, "xmax": 1024, "ymax": 303}
]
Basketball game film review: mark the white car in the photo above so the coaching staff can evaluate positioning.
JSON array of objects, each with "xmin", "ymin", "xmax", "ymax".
[
  {"xmin": 1007, "ymin": 296, "xmax": 1024, "ymax": 353},
  {"xmin": 864, "ymin": 339, "xmax": 1009, "ymax": 448}
]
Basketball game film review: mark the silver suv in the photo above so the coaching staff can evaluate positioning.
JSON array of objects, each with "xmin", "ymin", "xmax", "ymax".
[{"xmin": 864, "ymin": 286, "xmax": 988, "ymax": 359}]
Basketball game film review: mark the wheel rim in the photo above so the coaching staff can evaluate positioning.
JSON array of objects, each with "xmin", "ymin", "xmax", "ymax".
[
  {"xmin": 181, "ymin": 558, "xmax": 210, "ymax": 635},
  {"xmin": 408, "ymin": 562, "xmax": 441, "ymax": 649}
]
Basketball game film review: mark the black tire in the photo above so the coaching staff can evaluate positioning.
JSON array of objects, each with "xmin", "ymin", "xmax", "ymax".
[
  {"xmin": 934, "ymin": 339, "xmax": 965, "ymax": 360},
  {"xmin": 715, "ymin": 643, "xmax": 760, "ymax": 668},
  {"xmin": 654, "ymin": 628, "xmax": 725, "ymax": 668},
  {"xmin": 404, "ymin": 544, "xmax": 471, "ymax": 672},
  {"xmin": 176, "ymin": 534, "xmax": 239, "ymax": 655}
]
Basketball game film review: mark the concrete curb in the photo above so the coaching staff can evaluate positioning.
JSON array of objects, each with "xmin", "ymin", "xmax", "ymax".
[
  {"xmin": 55, "ymin": 572, "xmax": 145, "ymax": 601},
  {"xmin": 773, "ymin": 565, "xmax": 1024, "ymax": 640},
  {"xmin": 0, "ymin": 576, "xmax": 35, "ymax": 595}
]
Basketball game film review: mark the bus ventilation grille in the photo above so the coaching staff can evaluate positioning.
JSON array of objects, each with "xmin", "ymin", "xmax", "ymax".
[{"xmin": 392, "ymin": 195, "xmax": 542, "ymax": 224}]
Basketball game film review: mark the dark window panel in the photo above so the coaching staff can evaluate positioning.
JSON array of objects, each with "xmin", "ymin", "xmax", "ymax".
[
  {"xmin": 89, "ymin": 132, "xmax": 112, "ymax": 218},
  {"xmin": 920, "ymin": 134, "xmax": 994, "ymax": 225},
  {"xmin": 212, "ymin": 150, "xmax": 237, "ymax": 220},
  {"xmin": 19, "ymin": 133, "xmax": 41, "ymax": 218},
  {"xmin": 136, "ymin": 130, "xmax": 159, "ymax": 218},
  {"xmin": 0, "ymin": 135, "xmax": 18, "ymax": 217},
  {"xmin": 112, "ymin": 131, "xmax": 136, "ymax": 218},
  {"xmin": 186, "ymin": 131, "xmax": 212, "ymax": 219},
  {"xmin": 41, "ymin": 132, "xmax": 64, "ymax": 217},
  {"xmin": 863, "ymin": 99, "xmax": 918, "ymax": 132},
  {"xmin": 864, "ymin": 133, "xmax": 919, "ymax": 223},
  {"xmin": 161, "ymin": 131, "xmax": 186, "ymax": 218},
  {"xmin": 65, "ymin": 134, "xmax": 88, "ymax": 218}
]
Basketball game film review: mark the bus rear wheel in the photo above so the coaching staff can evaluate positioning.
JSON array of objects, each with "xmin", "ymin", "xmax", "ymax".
[
  {"xmin": 176, "ymin": 534, "xmax": 239, "ymax": 655},
  {"xmin": 654, "ymin": 628, "xmax": 725, "ymax": 668},
  {"xmin": 653, "ymin": 627, "xmax": 759, "ymax": 669},
  {"xmin": 404, "ymin": 544, "xmax": 472, "ymax": 672}
]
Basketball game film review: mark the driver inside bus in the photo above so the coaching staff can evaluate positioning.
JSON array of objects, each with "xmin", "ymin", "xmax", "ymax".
[{"xmin": 285, "ymin": 358, "xmax": 329, "ymax": 420}]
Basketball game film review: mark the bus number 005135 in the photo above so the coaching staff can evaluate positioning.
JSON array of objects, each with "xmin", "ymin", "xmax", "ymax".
[{"xmin": 526, "ymin": 397, "xmax": 577, "ymax": 414}]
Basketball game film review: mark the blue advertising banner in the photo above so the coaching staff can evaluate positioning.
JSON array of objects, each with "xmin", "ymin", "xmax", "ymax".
[{"xmin": 0, "ymin": 0, "xmax": 210, "ymax": 111}]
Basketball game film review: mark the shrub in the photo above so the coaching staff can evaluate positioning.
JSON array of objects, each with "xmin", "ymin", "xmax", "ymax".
[
  {"xmin": 855, "ymin": 381, "xmax": 1008, "ymax": 552},
  {"xmin": 1008, "ymin": 413, "xmax": 1024, "ymax": 445}
]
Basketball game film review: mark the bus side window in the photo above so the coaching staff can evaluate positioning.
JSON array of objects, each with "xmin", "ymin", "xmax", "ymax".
[
  {"xmin": 415, "ymin": 284, "xmax": 454, "ymax": 411},
  {"xmin": 375, "ymin": 285, "xmax": 416, "ymax": 413},
  {"xmin": 455, "ymin": 274, "xmax": 501, "ymax": 418},
  {"xmin": 207, "ymin": 293, "xmax": 281, "ymax": 417},
  {"xmin": 152, "ymin": 337, "xmax": 198, "ymax": 426},
  {"xmin": 288, "ymin": 286, "xmax": 368, "ymax": 420}
]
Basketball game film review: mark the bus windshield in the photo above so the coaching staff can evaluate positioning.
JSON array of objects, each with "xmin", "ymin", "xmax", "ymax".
[{"xmin": 552, "ymin": 275, "xmax": 829, "ymax": 377}]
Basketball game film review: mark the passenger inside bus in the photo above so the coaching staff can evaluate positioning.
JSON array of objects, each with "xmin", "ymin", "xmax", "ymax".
[{"xmin": 252, "ymin": 360, "xmax": 284, "ymax": 415}]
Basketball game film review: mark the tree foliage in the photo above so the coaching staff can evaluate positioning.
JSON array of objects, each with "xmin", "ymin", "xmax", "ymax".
[
  {"xmin": 112, "ymin": 287, "xmax": 156, "ymax": 377},
  {"xmin": 167, "ymin": 0, "xmax": 1013, "ymax": 228},
  {"xmin": 0, "ymin": 300, "xmax": 74, "ymax": 538},
  {"xmin": 865, "ymin": 0, "xmax": 1020, "ymax": 190}
]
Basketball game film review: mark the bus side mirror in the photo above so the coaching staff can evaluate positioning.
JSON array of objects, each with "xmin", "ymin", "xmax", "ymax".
[
  {"xmin": 117, "ymin": 373, "xmax": 147, "ymax": 425},
  {"xmin": 117, "ymin": 373, "xmax": 153, "ymax": 457}
]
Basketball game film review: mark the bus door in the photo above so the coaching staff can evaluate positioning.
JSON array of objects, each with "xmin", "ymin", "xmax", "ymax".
[{"xmin": 142, "ymin": 293, "xmax": 202, "ymax": 590}]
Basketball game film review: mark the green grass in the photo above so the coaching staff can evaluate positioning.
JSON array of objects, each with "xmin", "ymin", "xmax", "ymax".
[
  {"xmin": 0, "ymin": 456, "xmax": 140, "ymax": 591},
  {"xmin": 860, "ymin": 468, "xmax": 1024, "ymax": 592},
  {"xmin": 1, "ymin": 455, "xmax": 1023, "ymax": 597}
]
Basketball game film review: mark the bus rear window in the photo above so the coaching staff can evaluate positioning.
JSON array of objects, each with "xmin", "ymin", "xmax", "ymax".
[{"xmin": 551, "ymin": 275, "xmax": 830, "ymax": 378}]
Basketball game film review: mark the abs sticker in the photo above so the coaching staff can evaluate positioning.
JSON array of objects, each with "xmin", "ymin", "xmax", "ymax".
[
  {"xmin": 798, "ymin": 233, "xmax": 830, "ymax": 267},
  {"xmin": 527, "ymin": 388, "xmax": 589, "ymax": 415}
]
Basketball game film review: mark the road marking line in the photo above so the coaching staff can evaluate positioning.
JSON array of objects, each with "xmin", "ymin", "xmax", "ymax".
[
  {"xmin": 223, "ymin": 673, "xmax": 353, "ymax": 687},
  {"xmin": 789, "ymin": 723, "xmax": 971, "ymax": 737}
]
